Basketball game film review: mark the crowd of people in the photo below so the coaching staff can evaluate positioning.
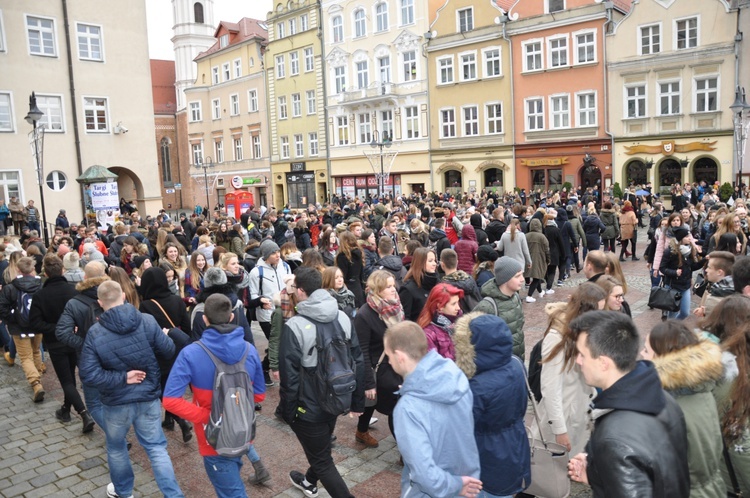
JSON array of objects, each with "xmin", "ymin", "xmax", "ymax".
[{"xmin": 0, "ymin": 181, "xmax": 747, "ymax": 498}]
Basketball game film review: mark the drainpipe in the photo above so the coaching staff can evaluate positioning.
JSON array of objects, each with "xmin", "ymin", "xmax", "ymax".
[
  {"xmin": 500, "ymin": 15, "xmax": 515, "ymax": 195},
  {"xmin": 602, "ymin": 2, "xmax": 616, "ymax": 187},
  {"xmin": 423, "ymin": 33, "xmax": 434, "ymax": 193},
  {"xmin": 319, "ymin": 0, "xmax": 332, "ymax": 204},
  {"xmin": 61, "ymin": 0, "xmax": 87, "ymax": 220}
]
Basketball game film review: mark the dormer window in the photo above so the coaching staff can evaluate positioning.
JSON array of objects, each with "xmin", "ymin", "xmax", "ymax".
[{"xmin": 219, "ymin": 34, "xmax": 229, "ymax": 48}]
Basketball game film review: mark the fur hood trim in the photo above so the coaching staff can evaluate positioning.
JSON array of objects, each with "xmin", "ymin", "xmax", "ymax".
[
  {"xmin": 544, "ymin": 302, "xmax": 567, "ymax": 333},
  {"xmin": 75, "ymin": 275, "xmax": 110, "ymax": 292},
  {"xmin": 453, "ymin": 311, "xmax": 485, "ymax": 379},
  {"xmin": 653, "ymin": 340, "xmax": 723, "ymax": 393}
]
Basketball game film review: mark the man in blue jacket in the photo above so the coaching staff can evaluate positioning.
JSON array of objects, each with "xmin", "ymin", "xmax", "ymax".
[{"xmin": 79, "ymin": 280, "xmax": 184, "ymax": 498}]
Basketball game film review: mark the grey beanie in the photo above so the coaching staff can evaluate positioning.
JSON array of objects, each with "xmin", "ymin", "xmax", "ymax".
[
  {"xmin": 494, "ymin": 256, "xmax": 524, "ymax": 287},
  {"xmin": 203, "ymin": 266, "xmax": 228, "ymax": 288},
  {"xmin": 260, "ymin": 239, "xmax": 280, "ymax": 260}
]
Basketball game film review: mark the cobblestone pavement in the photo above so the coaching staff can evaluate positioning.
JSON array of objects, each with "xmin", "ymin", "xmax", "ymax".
[{"xmin": 0, "ymin": 229, "xmax": 677, "ymax": 497}]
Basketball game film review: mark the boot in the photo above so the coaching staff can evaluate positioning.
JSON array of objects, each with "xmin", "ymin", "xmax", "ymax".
[
  {"xmin": 55, "ymin": 405, "xmax": 71, "ymax": 423},
  {"xmin": 355, "ymin": 430, "xmax": 379, "ymax": 448},
  {"xmin": 632, "ymin": 255, "xmax": 640, "ymax": 261},
  {"xmin": 81, "ymin": 410, "xmax": 95, "ymax": 433},
  {"xmin": 32, "ymin": 381, "xmax": 45, "ymax": 402},
  {"xmin": 4, "ymin": 351, "xmax": 14, "ymax": 366},
  {"xmin": 162, "ymin": 413, "xmax": 175, "ymax": 431},
  {"xmin": 248, "ymin": 459, "xmax": 272, "ymax": 485},
  {"xmin": 176, "ymin": 418, "xmax": 193, "ymax": 443}
]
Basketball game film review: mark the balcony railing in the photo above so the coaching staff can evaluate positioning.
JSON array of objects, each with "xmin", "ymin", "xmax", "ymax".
[{"xmin": 336, "ymin": 80, "xmax": 427, "ymax": 105}]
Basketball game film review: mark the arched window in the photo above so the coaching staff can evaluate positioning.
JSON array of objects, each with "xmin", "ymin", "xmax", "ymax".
[
  {"xmin": 694, "ymin": 157, "xmax": 718, "ymax": 185},
  {"xmin": 375, "ymin": 2, "xmax": 389, "ymax": 32},
  {"xmin": 483, "ymin": 168, "xmax": 503, "ymax": 188},
  {"xmin": 658, "ymin": 159, "xmax": 681, "ymax": 191},
  {"xmin": 161, "ymin": 137, "xmax": 173, "ymax": 185},
  {"xmin": 625, "ymin": 160, "xmax": 647, "ymax": 187},
  {"xmin": 354, "ymin": 9, "xmax": 366, "ymax": 38},
  {"xmin": 444, "ymin": 170, "xmax": 462, "ymax": 195},
  {"xmin": 332, "ymin": 15, "xmax": 344, "ymax": 43},
  {"xmin": 193, "ymin": 2, "xmax": 204, "ymax": 23}
]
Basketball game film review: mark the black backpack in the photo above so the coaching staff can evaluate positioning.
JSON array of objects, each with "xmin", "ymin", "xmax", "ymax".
[
  {"xmin": 72, "ymin": 294, "xmax": 103, "ymax": 339},
  {"xmin": 526, "ymin": 338, "xmax": 544, "ymax": 403},
  {"xmin": 307, "ymin": 317, "xmax": 357, "ymax": 416},
  {"xmin": 14, "ymin": 288, "xmax": 33, "ymax": 329}
]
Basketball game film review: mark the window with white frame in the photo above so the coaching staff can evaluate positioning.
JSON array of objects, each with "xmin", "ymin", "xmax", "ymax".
[
  {"xmin": 306, "ymin": 90, "xmax": 316, "ymax": 114},
  {"xmin": 462, "ymin": 106, "xmax": 478, "ymax": 136},
  {"xmin": 292, "ymin": 93, "xmax": 301, "ymax": 117},
  {"xmin": 309, "ymin": 132, "xmax": 319, "ymax": 156},
  {"xmin": 294, "ymin": 134, "xmax": 304, "ymax": 157},
  {"xmin": 457, "ymin": 8, "xmax": 473, "ymax": 33},
  {"xmin": 277, "ymin": 22, "xmax": 285, "ymax": 39},
  {"xmin": 550, "ymin": 95, "xmax": 570, "ymax": 128},
  {"xmin": 0, "ymin": 171, "xmax": 21, "ymax": 202},
  {"xmin": 354, "ymin": 9, "xmax": 366, "ymax": 38},
  {"xmin": 249, "ymin": 57, "xmax": 255, "ymax": 67},
  {"xmin": 233, "ymin": 58, "xmax": 241, "ymax": 78},
  {"xmin": 212, "ymin": 66, "xmax": 219, "ymax": 84},
  {"xmin": 376, "ymin": 2, "xmax": 389, "ymax": 32},
  {"xmin": 357, "ymin": 61, "xmax": 369, "ymax": 89},
  {"xmin": 659, "ymin": 81, "xmax": 680, "ymax": 115},
  {"xmin": 234, "ymin": 137, "xmax": 243, "ymax": 160},
  {"xmin": 0, "ymin": 93, "xmax": 13, "ymax": 131},
  {"xmin": 230, "ymin": 94, "xmax": 239, "ymax": 116},
  {"xmin": 27, "ymin": 16, "xmax": 56, "ymax": 56},
  {"xmin": 358, "ymin": 113, "xmax": 372, "ymax": 143},
  {"xmin": 460, "ymin": 52, "xmax": 476, "ymax": 81},
  {"xmin": 402, "ymin": 51, "xmax": 417, "ymax": 81},
  {"xmin": 46, "ymin": 171, "xmax": 67, "ymax": 191},
  {"xmin": 219, "ymin": 34, "xmax": 229, "ymax": 48},
  {"xmin": 278, "ymin": 96, "xmax": 288, "ymax": 119},
  {"xmin": 676, "ymin": 17, "xmax": 698, "ymax": 50},
  {"xmin": 334, "ymin": 66, "xmax": 347, "ymax": 93},
  {"xmin": 380, "ymin": 110, "xmax": 393, "ymax": 138},
  {"xmin": 36, "ymin": 95, "xmax": 63, "ymax": 131},
  {"xmin": 289, "ymin": 18, "xmax": 297, "ymax": 35},
  {"xmin": 577, "ymin": 92, "xmax": 596, "ymax": 126},
  {"xmin": 192, "ymin": 143, "xmax": 203, "ymax": 165},
  {"xmin": 276, "ymin": 55, "xmax": 285, "ymax": 78},
  {"xmin": 441, "ymin": 108, "xmax": 456, "ymax": 138},
  {"xmin": 332, "ymin": 16, "xmax": 343, "ymax": 43},
  {"xmin": 290, "ymin": 52, "xmax": 299, "ymax": 75},
  {"xmin": 486, "ymin": 103, "xmax": 502, "ymax": 134},
  {"xmin": 526, "ymin": 98, "xmax": 544, "ymax": 130},
  {"xmin": 626, "ymin": 85, "xmax": 646, "ymax": 118},
  {"xmin": 405, "ymin": 106, "xmax": 419, "ymax": 138},
  {"xmin": 0, "ymin": 12, "xmax": 6, "ymax": 53},
  {"xmin": 304, "ymin": 47, "xmax": 314, "ymax": 72},
  {"xmin": 212, "ymin": 98, "xmax": 221, "ymax": 120},
  {"xmin": 248, "ymin": 90, "xmax": 258, "ymax": 112},
  {"xmin": 77, "ymin": 23, "xmax": 103, "ymax": 61},
  {"xmin": 547, "ymin": 0, "xmax": 564, "ymax": 13},
  {"xmin": 695, "ymin": 77, "xmax": 717, "ymax": 112},
  {"xmin": 483, "ymin": 48, "xmax": 501, "ymax": 78},
  {"xmin": 215, "ymin": 140, "xmax": 224, "ymax": 163},
  {"xmin": 83, "ymin": 97, "xmax": 108, "ymax": 131},
  {"xmin": 252, "ymin": 134, "xmax": 262, "ymax": 158},
  {"xmin": 640, "ymin": 24, "xmax": 660, "ymax": 55},
  {"xmin": 574, "ymin": 31, "xmax": 595, "ymax": 64},
  {"xmin": 160, "ymin": 139, "xmax": 172, "ymax": 184},
  {"xmin": 548, "ymin": 36, "xmax": 568, "ymax": 68},
  {"xmin": 301, "ymin": 15, "xmax": 309, "ymax": 31},
  {"xmin": 336, "ymin": 116, "xmax": 349, "ymax": 145},
  {"xmin": 400, "ymin": 0, "xmax": 414, "ymax": 26},
  {"xmin": 378, "ymin": 56, "xmax": 391, "ymax": 83},
  {"xmin": 190, "ymin": 101, "xmax": 202, "ymax": 121},
  {"xmin": 223, "ymin": 63, "xmax": 230, "ymax": 81},
  {"xmin": 437, "ymin": 56, "xmax": 453, "ymax": 84},
  {"xmin": 524, "ymin": 41, "xmax": 543, "ymax": 71}
]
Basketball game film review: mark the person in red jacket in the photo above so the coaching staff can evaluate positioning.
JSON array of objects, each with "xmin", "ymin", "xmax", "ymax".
[{"xmin": 455, "ymin": 224, "xmax": 478, "ymax": 273}]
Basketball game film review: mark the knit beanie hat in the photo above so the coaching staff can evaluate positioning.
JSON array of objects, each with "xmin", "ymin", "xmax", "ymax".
[
  {"xmin": 133, "ymin": 255, "xmax": 151, "ymax": 269},
  {"xmin": 203, "ymin": 266, "xmax": 228, "ymax": 288},
  {"xmin": 260, "ymin": 239, "xmax": 280, "ymax": 260},
  {"xmin": 57, "ymin": 244, "xmax": 71, "ymax": 258},
  {"xmin": 477, "ymin": 245, "xmax": 499, "ymax": 263},
  {"xmin": 63, "ymin": 251, "xmax": 80, "ymax": 270},
  {"xmin": 672, "ymin": 226, "xmax": 689, "ymax": 242},
  {"xmin": 494, "ymin": 256, "xmax": 524, "ymax": 287}
]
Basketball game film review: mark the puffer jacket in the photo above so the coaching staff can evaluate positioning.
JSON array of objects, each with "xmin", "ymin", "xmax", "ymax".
[
  {"xmin": 79, "ymin": 303, "xmax": 175, "ymax": 406},
  {"xmin": 653, "ymin": 340, "xmax": 725, "ymax": 498},
  {"xmin": 473, "ymin": 278, "xmax": 525, "ymax": 358},
  {"xmin": 442, "ymin": 270, "xmax": 481, "ymax": 313},
  {"xmin": 422, "ymin": 312, "xmax": 459, "ymax": 360},
  {"xmin": 454, "ymin": 313, "xmax": 530, "ymax": 496},
  {"xmin": 583, "ymin": 213, "xmax": 605, "ymax": 250},
  {"xmin": 455, "ymin": 224, "xmax": 479, "ymax": 273},
  {"xmin": 55, "ymin": 276, "xmax": 109, "ymax": 352},
  {"xmin": 525, "ymin": 218, "xmax": 550, "ymax": 281},
  {"xmin": 600, "ymin": 208, "xmax": 620, "ymax": 239}
]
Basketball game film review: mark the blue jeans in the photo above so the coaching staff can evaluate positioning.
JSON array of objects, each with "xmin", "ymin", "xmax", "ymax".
[
  {"xmin": 246, "ymin": 444, "xmax": 259, "ymax": 463},
  {"xmin": 82, "ymin": 383, "xmax": 105, "ymax": 429},
  {"xmin": 103, "ymin": 399, "xmax": 184, "ymax": 498},
  {"xmin": 478, "ymin": 492, "xmax": 512, "ymax": 498},
  {"xmin": 667, "ymin": 287, "xmax": 691, "ymax": 320},
  {"xmin": 203, "ymin": 455, "xmax": 247, "ymax": 498},
  {"xmin": 0, "ymin": 321, "xmax": 15, "ymax": 358}
]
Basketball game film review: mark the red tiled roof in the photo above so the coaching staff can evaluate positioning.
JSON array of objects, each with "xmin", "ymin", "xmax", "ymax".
[
  {"xmin": 612, "ymin": 0, "xmax": 632, "ymax": 13},
  {"xmin": 195, "ymin": 17, "xmax": 268, "ymax": 60},
  {"xmin": 150, "ymin": 59, "xmax": 176, "ymax": 115},
  {"xmin": 493, "ymin": 0, "xmax": 515, "ymax": 12}
]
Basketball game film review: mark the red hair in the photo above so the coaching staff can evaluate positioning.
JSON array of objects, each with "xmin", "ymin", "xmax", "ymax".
[{"xmin": 417, "ymin": 283, "xmax": 464, "ymax": 328}]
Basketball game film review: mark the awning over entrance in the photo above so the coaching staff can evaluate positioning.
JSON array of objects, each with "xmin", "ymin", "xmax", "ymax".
[{"xmin": 76, "ymin": 165, "xmax": 119, "ymax": 184}]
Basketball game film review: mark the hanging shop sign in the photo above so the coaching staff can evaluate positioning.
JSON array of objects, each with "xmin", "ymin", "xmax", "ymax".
[
  {"xmin": 520, "ymin": 157, "xmax": 569, "ymax": 167},
  {"xmin": 624, "ymin": 140, "xmax": 718, "ymax": 156}
]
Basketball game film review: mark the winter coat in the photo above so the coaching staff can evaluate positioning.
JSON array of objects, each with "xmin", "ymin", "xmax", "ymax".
[
  {"xmin": 476, "ymin": 269, "xmax": 494, "ymax": 288},
  {"xmin": 455, "ymin": 224, "xmax": 479, "ymax": 273},
  {"xmin": 55, "ymin": 276, "xmax": 108, "ymax": 352},
  {"xmin": 569, "ymin": 216, "xmax": 587, "ymax": 248},
  {"xmin": 336, "ymin": 249, "xmax": 365, "ymax": 307},
  {"xmin": 29, "ymin": 275, "xmax": 78, "ymax": 353},
  {"xmin": 620, "ymin": 209, "xmax": 637, "ymax": 241},
  {"xmin": 485, "ymin": 219, "xmax": 507, "ymax": 245},
  {"xmin": 585, "ymin": 361, "xmax": 690, "ymax": 498},
  {"xmin": 0, "ymin": 275, "xmax": 43, "ymax": 335},
  {"xmin": 454, "ymin": 313, "xmax": 530, "ymax": 496},
  {"xmin": 362, "ymin": 244, "xmax": 379, "ymax": 280},
  {"xmin": 79, "ymin": 303, "xmax": 175, "ymax": 406},
  {"xmin": 138, "ymin": 268, "xmax": 191, "ymax": 334},
  {"xmin": 526, "ymin": 219, "xmax": 550, "ymax": 281},
  {"xmin": 8, "ymin": 199, "xmax": 24, "ymax": 222},
  {"xmin": 422, "ymin": 313, "xmax": 458, "ymax": 360},
  {"xmin": 399, "ymin": 273, "xmax": 440, "ymax": 322},
  {"xmin": 442, "ymin": 270, "xmax": 481, "ymax": 313},
  {"xmin": 659, "ymin": 244, "xmax": 704, "ymax": 292},
  {"xmin": 544, "ymin": 221, "xmax": 566, "ymax": 267},
  {"xmin": 497, "ymin": 230, "xmax": 532, "ymax": 269},
  {"xmin": 473, "ymin": 278, "xmax": 525, "ymax": 358},
  {"xmin": 470, "ymin": 214, "xmax": 489, "ymax": 247},
  {"xmin": 353, "ymin": 302, "xmax": 388, "ymax": 391},
  {"xmin": 583, "ymin": 213, "xmax": 605, "ymax": 250},
  {"xmin": 600, "ymin": 208, "xmax": 620, "ymax": 240},
  {"xmin": 394, "ymin": 350, "xmax": 481, "ymax": 498},
  {"xmin": 535, "ymin": 302, "xmax": 596, "ymax": 456},
  {"xmin": 294, "ymin": 227, "xmax": 311, "ymax": 250},
  {"xmin": 191, "ymin": 283, "xmax": 254, "ymax": 344},
  {"xmin": 428, "ymin": 228, "xmax": 452, "ymax": 262},
  {"xmin": 653, "ymin": 340, "xmax": 725, "ymax": 498},
  {"xmin": 249, "ymin": 257, "xmax": 291, "ymax": 323},
  {"xmin": 372, "ymin": 255, "xmax": 407, "ymax": 289}
]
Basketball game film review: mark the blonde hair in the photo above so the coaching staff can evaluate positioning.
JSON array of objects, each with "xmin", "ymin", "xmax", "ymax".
[
  {"xmin": 604, "ymin": 252, "xmax": 628, "ymax": 293},
  {"xmin": 366, "ymin": 269, "xmax": 395, "ymax": 296},
  {"xmin": 218, "ymin": 252, "xmax": 238, "ymax": 270}
]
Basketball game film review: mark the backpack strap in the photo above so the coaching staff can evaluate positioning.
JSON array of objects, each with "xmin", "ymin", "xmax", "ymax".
[
  {"xmin": 481, "ymin": 296, "xmax": 498, "ymax": 315},
  {"xmin": 198, "ymin": 341, "xmax": 249, "ymax": 368},
  {"xmin": 257, "ymin": 266, "xmax": 264, "ymax": 296},
  {"xmin": 150, "ymin": 299, "xmax": 177, "ymax": 329}
]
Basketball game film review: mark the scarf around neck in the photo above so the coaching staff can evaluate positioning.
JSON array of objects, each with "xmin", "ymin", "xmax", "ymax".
[
  {"xmin": 366, "ymin": 291, "xmax": 404, "ymax": 327},
  {"xmin": 328, "ymin": 287, "xmax": 356, "ymax": 311}
]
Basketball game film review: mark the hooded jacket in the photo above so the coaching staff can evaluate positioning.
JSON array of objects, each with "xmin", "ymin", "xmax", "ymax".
[
  {"xmin": 0, "ymin": 275, "xmax": 43, "ymax": 335},
  {"xmin": 652, "ymin": 340, "xmax": 725, "ymax": 498},
  {"xmin": 454, "ymin": 313, "xmax": 530, "ymax": 496},
  {"xmin": 373, "ymin": 254, "xmax": 407, "ymax": 289},
  {"xmin": 583, "ymin": 213, "xmax": 606, "ymax": 250},
  {"xmin": 485, "ymin": 219, "xmax": 507, "ymax": 245},
  {"xmin": 29, "ymin": 275, "xmax": 78, "ymax": 352},
  {"xmin": 586, "ymin": 361, "xmax": 690, "ymax": 498},
  {"xmin": 138, "ymin": 267, "xmax": 191, "ymax": 333},
  {"xmin": 470, "ymin": 214, "xmax": 489, "ymax": 247},
  {"xmin": 249, "ymin": 256, "xmax": 291, "ymax": 322},
  {"xmin": 473, "ymin": 278, "xmax": 525, "ymax": 358},
  {"xmin": 525, "ymin": 218, "xmax": 550, "ymax": 281},
  {"xmin": 442, "ymin": 270, "xmax": 481, "ymax": 313},
  {"xmin": 79, "ymin": 303, "xmax": 175, "ymax": 406},
  {"xmin": 600, "ymin": 208, "xmax": 620, "ymax": 240},
  {"xmin": 428, "ymin": 228, "xmax": 451, "ymax": 261},
  {"xmin": 455, "ymin": 224, "xmax": 478, "ymax": 273},
  {"xmin": 55, "ymin": 276, "xmax": 109, "ymax": 352},
  {"xmin": 394, "ymin": 350, "xmax": 481, "ymax": 498},
  {"xmin": 163, "ymin": 325, "xmax": 265, "ymax": 457},
  {"xmin": 279, "ymin": 289, "xmax": 365, "ymax": 423}
]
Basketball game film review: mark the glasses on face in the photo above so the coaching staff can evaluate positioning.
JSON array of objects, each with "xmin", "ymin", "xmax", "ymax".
[{"xmin": 613, "ymin": 294, "xmax": 625, "ymax": 301}]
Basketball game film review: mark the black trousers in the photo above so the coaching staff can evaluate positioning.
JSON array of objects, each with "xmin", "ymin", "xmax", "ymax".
[
  {"xmin": 545, "ymin": 264, "xmax": 558, "ymax": 290},
  {"xmin": 291, "ymin": 418, "xmax": 354, "ymax": 498},
  {"xmin": 357, "ymin": 405, "xmax": 395, "ymax": 437},
  {"xmin": 48, "ymin": 349, "xmax": 86, "ymax": 414},
  {"xmin": 259, "ymin": 321, "xmax": 271, "ymax": 373}
]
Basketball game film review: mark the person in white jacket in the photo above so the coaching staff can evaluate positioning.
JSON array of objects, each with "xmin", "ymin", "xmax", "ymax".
[
  {"xmin": 534, "ymin": 283, "xmax": 606, "ymax": 455},
  {"xmin": 496, "ymin": 219, "xmax": 531, "ymax": 270}
]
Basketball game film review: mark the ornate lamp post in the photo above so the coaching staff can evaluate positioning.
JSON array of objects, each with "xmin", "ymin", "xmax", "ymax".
[
  {"xmin": 24, "ymin": 92, "xmax": 49, "ymax": 246},
  {"xmin": 369, "ymin": 131, "xmax": 392, "ymax": 198},
  {"xmin": 730, "ymin": 86, "xmax": 750, "ymax": 191},
  {"xmin": 194, "ymin": 155, "xmax": 214, "ymax": 211}
]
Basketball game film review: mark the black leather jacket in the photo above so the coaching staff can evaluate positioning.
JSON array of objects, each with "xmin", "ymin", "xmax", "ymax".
[{"xmin": 586, "ymin": 361, "xmax": 690, "ymax": 498}]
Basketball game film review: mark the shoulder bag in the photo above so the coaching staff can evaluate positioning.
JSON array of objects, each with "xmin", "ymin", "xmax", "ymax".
[
  {"xmin": 648, "ymin": 277, "xmax": 681, "ymax": 312},
  {"xmin": 723, "ymin": 440, "xmax": 744, "ymax": 497}
]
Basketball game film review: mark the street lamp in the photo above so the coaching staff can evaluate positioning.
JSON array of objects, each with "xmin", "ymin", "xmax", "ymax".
[
  {"xmin": 24, "ymin": 92, "xmax": 49, "ymax": 246},
  {"xmin": 731, "ymin": 86, "xmax": 750, "ymax": 191},
  {"xmin": 370, "ymin": 131, "xmax": 392, "ymax": 199},
  {"xmin": 194, "ymin": 155, "xmax": 214, "ymax": 211}
]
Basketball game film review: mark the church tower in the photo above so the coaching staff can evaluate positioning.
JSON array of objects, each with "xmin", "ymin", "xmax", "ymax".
[{"xmin": 171, "ymin": 0, "xmax": 215, "ymax": 110}]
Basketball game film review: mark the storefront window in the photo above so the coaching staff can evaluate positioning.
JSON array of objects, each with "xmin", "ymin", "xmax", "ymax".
[
  {"xmin": 531, "ymin": 168, "xmax": 563, "ymax": 192},
  {"xmin": 483, "ymin": 168, "xmax": 503, "ymax": 189},
  {"xmin": 693, "ymin": 157, "xmax": 718, "ymax": 185},
  {"xmin": 287, "ymin": 172, "xmax": 316, "ymax": 208},
  {"xmin": 335, "ymin": 175, "xmax": 401, "ymax": 199},
  {"xmin": 532, "ymin": 170, "xmax": 546, "ymax": 191},
  {"xmin": 658, "ymin": 159, "xmax": 682, "ymax": 192},
  {"xmin": 625, "ymin": 160, "xmax": 647, "ymax": 187},
  {"xmin": 444, "ymin": 170, "xmax": 462, "ymax": 196},
  {"xmin": 549, "ymin": 168, "xmax": 563, "ymax": 191}
]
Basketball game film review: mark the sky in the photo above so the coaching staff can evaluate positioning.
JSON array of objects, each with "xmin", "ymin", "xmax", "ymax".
[{"xmin": 146, "ymin": 0, "xmax": 274, "ymax": 60}]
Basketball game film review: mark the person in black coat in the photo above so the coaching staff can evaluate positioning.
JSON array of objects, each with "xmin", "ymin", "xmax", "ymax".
[
  {"xmin": 398, "ymin": 247, "xmax": 440, "ymax": 321},
  {"xmin": 470, "ymin": 213, "xmax": 489, "ymax": 247},
  {"xmin": 583, "ymin": 211, "xmax": 606, "ymax": 257},
  {"xmin": 485, "ymin": 208, "xmax": 507, "ymax": 245},
  {"xmin": 336, "ymin": 232, "xmax": 365, "ymax": 307},
  {"xmin": 543, "ymin": 214, "xmax": 566, "ymax": 290},
  {"xmin": 658, "ymin": 227, "xmax": 704, "ymax": 320}
]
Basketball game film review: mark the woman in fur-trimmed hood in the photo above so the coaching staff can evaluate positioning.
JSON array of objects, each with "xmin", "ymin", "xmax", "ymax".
[
  {"xmin": 643, "ymin": 321, "xmax": 725, "ymax": 498},
  {"xmin": 454, "ymin": 312, "xmax": 531, "ymax": 497}
]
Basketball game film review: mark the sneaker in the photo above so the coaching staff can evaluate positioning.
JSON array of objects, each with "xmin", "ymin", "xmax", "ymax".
[
  {"xmin": 263, "ymin": 371, "xmax": 275, "ymax": 387},
  {"xmin": 546, "ymin": 288, "xmax": 555, "ymax": 295},
  {"xmin": 557, "ymin": 280, "xmax": 564, "ymax": 286},
  {"xmin": 106, "ymin": 483, "xmax": 133, "ymax": 498},
  {"xmin": 539, "ymin": 290, "xmax": 546, "ymax": 298},
  {"xmin": 369, "ymin": 417, "xmax": 378, "ymax": 426},
  {"xmin": 525, "ymin": 296, "xmax": 536, "ymax": 303},
  {"xmin": 55, "ymin": 405, "xmax": 71, "ymax": 423},
  {"xmin": 290, "ymin": 471, "xmax": 319, "ymax": 498},
  {"xmin": 3, "ymin": 351, "xmax": 14, "ymax": 366}
]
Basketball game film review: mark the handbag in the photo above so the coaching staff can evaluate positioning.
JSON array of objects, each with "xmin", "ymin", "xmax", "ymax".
[
  {"xmin": 513, "ymin": 356, "xmax": 571, "ymax": 498},
  {"xmin": 693, "ymin": 270, "xmax": 708, "ymax": 298},
  {"xmin": 648, "ymin": 283, "xmax": 682, "ymax": 312},
  {"xmin": 723, "ymin": 440, "xmax": 744, "ymax": 498},
  {"xmin": 375, "ymin": 351, "xmax": 402, "ymax": 416}
]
